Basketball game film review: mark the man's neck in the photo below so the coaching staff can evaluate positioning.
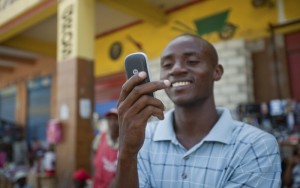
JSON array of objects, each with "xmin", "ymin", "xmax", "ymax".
[{"xmin": 173, "ymin": 102, "xmax": 219, "ymax": 149}]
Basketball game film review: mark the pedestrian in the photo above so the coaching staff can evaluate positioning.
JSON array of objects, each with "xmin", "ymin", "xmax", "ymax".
[
  {"xmin": 43, "ymin": 144, "xmax": 56, "ymax": 176},
  {"xmin": 13, "ymin": 171, "xmax": 32, "ymax": 188},
  {"xmin": 93, "ymin": 108, "xmax": 119, "ymax": 188},
  {"xmin": 73, "ymin": 168, "xmax": 91, "ymax": 188},
  {"xmin": 283, "ymin": 143, "xmax": 300, "ymax": 188}
]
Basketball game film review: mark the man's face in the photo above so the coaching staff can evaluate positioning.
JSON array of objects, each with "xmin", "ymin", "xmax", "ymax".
[
  {"xmin": 107, "ymin": 115, "xmax": 119, "ymax": 138},
  {"xmin": 160, "ymin": 36, "xmax": 221, "ymax": 106}
]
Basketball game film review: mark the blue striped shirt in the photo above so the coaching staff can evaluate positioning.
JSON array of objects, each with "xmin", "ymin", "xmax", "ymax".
[{"xmin": 137, "ymin": 108, "xmax": 281, "ymax": 188}]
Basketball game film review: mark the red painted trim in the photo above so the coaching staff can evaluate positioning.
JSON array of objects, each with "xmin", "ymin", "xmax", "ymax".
[
  {"xmin": 95, "ymin": 0, "xmax": 206, "ymax": 38},
  {"xmin": 0, "ymin": 0, "xmax": 56, "ymax": 34},
  {"xmin": 94, "ymin": 71, "xmax": 126, "ymax": 102},
  {"xmin": 95, "ymin": 71, "xmax": 126, "ymax": 83}
]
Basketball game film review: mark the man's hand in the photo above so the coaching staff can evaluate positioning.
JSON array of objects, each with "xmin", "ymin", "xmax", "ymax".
[{"xmin": 118, "ymin": 71, "xmax": 170, "ymax": 158}]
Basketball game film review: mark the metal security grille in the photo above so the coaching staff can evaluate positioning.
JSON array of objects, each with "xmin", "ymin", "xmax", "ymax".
[
  {"xmin": 26, "ymin": 76, "xmax": 51, "ymax": 145},
  {"xmin": 0, "ymin": 86, "xmax": 16, "ymax": 122}
]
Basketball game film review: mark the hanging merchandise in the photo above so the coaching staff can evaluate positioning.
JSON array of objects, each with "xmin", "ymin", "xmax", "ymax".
[{"xmin": 47, "ymin": 119, "xmax": 62, "ymax": 144}]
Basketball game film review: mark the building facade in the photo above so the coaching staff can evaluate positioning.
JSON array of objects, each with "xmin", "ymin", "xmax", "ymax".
[{"xmin": 0, "ymin": 0, "xmax": 300, "ymax": 187}]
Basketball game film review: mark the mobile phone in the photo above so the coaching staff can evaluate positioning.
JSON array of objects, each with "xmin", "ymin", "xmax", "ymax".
[{"xmin": 124, "ymin": 52, "xmax": 153, "ymax": 96}]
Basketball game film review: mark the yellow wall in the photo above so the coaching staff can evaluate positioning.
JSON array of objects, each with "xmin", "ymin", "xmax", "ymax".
[
  {"xmin": 285, "ymin": 0, "xmax": 300, "ymax": 20},
  {"xmin": 95, "ymin": 0, "xmax": 300, "ymax": 77}
]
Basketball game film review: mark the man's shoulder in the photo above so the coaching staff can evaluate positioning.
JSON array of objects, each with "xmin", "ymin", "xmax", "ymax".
[{"xmin": 232, "ymin": 120, "xmax": 277, "ymax": 145}]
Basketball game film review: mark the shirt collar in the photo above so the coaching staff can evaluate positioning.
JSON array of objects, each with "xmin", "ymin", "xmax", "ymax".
[
  {"xmin": 153, "ymin": 109, "xmax": 176, "ymax": 142},
  {"xmin": 203, "ymin": 108, "xmax": 235, "ymax": 144},
  {"xmin": 153, "ymin": 108, "xmax": 235, "ymax": 145}
]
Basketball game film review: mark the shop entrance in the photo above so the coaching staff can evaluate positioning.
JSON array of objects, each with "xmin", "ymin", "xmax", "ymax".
[
  {"xmin": 0, "ymin": 87, "xmax": 16, "ymax": 122},
  {"xmin": 285, "ymin": 31, "xmax": 300, "ymax": 101}
]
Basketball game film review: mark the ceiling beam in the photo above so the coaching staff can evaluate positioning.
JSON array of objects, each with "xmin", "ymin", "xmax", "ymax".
[
  {"xmin": 0, "ymin": 0, "xmax": 57, "ymax": 43},
  {"xmin": 3, "ymin": 36, "xmax": 56, "ymax": 57},
  {"xmin": 98, "ymin": 0, "xmax": 167, "ymax": 26},
  {"xmin": 0, "ymin": 54, "xmax": 36, "ymax": 66},
  {"xmin": 0, "ymin": 65, "xmax": 14, "ymax": 73}
]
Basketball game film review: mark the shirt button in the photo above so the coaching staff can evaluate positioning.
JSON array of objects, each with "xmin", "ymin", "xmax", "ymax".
[
  {"xmin": 183, "ymin": 156, "xmax": 189, "ymax": 160},
  {"xmin": 181, "ymin": 173, "xmax": 187, "ymax": 179}
]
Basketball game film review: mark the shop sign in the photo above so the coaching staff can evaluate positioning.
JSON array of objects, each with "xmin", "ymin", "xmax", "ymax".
[
  {"xmin": 0, "ymin": 0, "xmax": 41, "ymax": 26},
  {"xmin": 57, "ymin": 0, "xmax": 94, "ymax": 62},
  {"xmin": 0, "ymin": 0, "xmax": 19, "ymax": 11},
  {"xmin": 58, "ymin": 0, "xmax": 76, "ymax": 62},
  {"xmin": 60, "ymin": 4, "xmax": 73, "ymax": 61}
]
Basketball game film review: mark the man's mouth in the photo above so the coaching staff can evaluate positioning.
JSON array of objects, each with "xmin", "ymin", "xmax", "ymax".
[{"xmin": 171, "ymin": 81, "xmax": 191, "ymax": 88}]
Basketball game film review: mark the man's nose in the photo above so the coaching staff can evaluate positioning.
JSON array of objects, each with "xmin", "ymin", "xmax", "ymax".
[{"xmin": 170, "ymin": 61, "xmax": 187, "ymax": 75}]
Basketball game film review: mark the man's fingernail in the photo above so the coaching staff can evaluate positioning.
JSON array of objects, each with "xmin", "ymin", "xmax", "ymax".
[
  {"xmin": 138, "ymin": 71, "xmax": 147, "ymax": 78},
  {"xmin": 163, "ymin": 80, "xmax": 171, "ymax": 87}
]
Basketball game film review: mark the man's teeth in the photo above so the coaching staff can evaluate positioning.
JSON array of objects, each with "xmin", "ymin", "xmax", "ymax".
[{"xmin": 172, "ymin": 81, "xmax": 190, "ymax": 87}]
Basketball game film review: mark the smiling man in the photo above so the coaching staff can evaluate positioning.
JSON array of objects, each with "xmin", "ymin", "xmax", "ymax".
[{"xmin": 114, "ymin": 34, "xmax": 281, "ymax": 188}]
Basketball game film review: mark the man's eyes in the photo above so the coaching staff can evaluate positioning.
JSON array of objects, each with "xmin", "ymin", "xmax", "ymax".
[
  {"xmin": 161, "ymin": 61, "xmax": 173, "ymax": 68},
  {"xmin": 187, "ymin": 60, "xmax": 200, "ymax": 65},
  {"xmin": 161, "ymin": 59, "xmax": 201, "ymax": 68}
]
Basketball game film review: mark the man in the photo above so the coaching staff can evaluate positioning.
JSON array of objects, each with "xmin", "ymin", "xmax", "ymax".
[
  {"xmin": 43, "ymin": 144, "xmax": 56, "ymax": 177},
  {"xmin": 283, "ymin": 144, "xmax": 300, "ymax": 187},
  {"xmin": 13, "ymin": 171, "xmax": 32, "ymax": 188},
  {"xmin": 115, "ymin": 34, "xmax": 281, "ymax": 187},
  {"xmin": 73, "ymin": 168, "xmax": 91, "ymax": 188},
  {"xmin": 93, "ymin": 108, "xmax": 119, "ymax": 188}
]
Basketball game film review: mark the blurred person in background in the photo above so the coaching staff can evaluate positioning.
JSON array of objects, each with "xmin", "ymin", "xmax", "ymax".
[
  {"xmin": 284, "ymin": 143, "xmax": 300, "ymax": 188},
  {"xmin": 73, "ymin": 168, "xmax": 91, "ymax": 188},
  {"xmin": 27, "ymin": 138, "xmax": 45, "ymax": 187},
  {"xmin": 28, "ymin": 138, "xmax": 45, "ymax": 167},
  {"xmin": 13, "ymin": 171, "xmax": 32, "ymax": 188},
  {"xmin": 12, "ymin": 127, "xmax": 28, "ymax": 166},
  {"xmin": 93, "ymin": 108, "xmax": 119, "ymax": 188},
  {"xmin": 43, "ymin": 144, "xmax": 56, "ymax": 176}
]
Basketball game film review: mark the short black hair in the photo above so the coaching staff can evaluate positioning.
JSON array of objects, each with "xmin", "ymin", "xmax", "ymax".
[{"xmin": 172, "ymin": 33, "xmax": 219, "ymax": 65}]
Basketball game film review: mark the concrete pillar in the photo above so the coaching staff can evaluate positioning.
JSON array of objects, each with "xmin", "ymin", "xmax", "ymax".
[{"xmin": 56, "ymin": 0, "xmax": 95, "ymax": 187}]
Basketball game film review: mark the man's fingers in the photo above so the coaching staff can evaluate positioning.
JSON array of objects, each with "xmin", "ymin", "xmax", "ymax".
[
  {"xmin": 140, "ymin": 105, "xmax": 165, "ymax": 120},
  {"xmin": 118, "ymin": 72, "xmax": 147, "ymax": 106},
  {"xmin": 122, "ymin": 81, "xmax": 169, "ymax": 110},
  {"xmin": 122, "ymin": 104, "xmax": 165, "ymax": 132},
  {"xmin": 120, "ymin": 95, "xmax": 165, "ymax": 120},
  {"xmin": 118, "ymin": 72, "xmax": 170, "ymax": 107}
]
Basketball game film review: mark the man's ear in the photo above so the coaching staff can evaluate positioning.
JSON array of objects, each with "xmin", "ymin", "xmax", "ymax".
[{"xmin": 213, "ymin": 64, "xmax": 224, "ymax": 81}]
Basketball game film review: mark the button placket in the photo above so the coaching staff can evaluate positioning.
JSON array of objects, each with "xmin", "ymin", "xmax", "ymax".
[
  {"xmin": 181, "ymin": 155, "xmax": 189, "ymax": 180},
  {"xmin": 181, "ymin": 173, "xmax": 187, "ymax": 179}
]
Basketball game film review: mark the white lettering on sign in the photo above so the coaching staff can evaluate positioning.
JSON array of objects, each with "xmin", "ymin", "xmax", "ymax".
[{"xmin": 61, "ymin": 4, "xmax": 73, "ymax": 60}]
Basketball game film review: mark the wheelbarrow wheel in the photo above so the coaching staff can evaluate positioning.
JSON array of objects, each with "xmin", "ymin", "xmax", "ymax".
[{"xmin": 218, "ymin": 22, "xmax": 237, "ymax": 40}]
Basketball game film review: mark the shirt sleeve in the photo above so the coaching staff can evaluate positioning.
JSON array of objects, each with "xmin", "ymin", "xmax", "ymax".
[{"xmin": 224, "ymin": 133, "xmax": 282, "ymax": 188}]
